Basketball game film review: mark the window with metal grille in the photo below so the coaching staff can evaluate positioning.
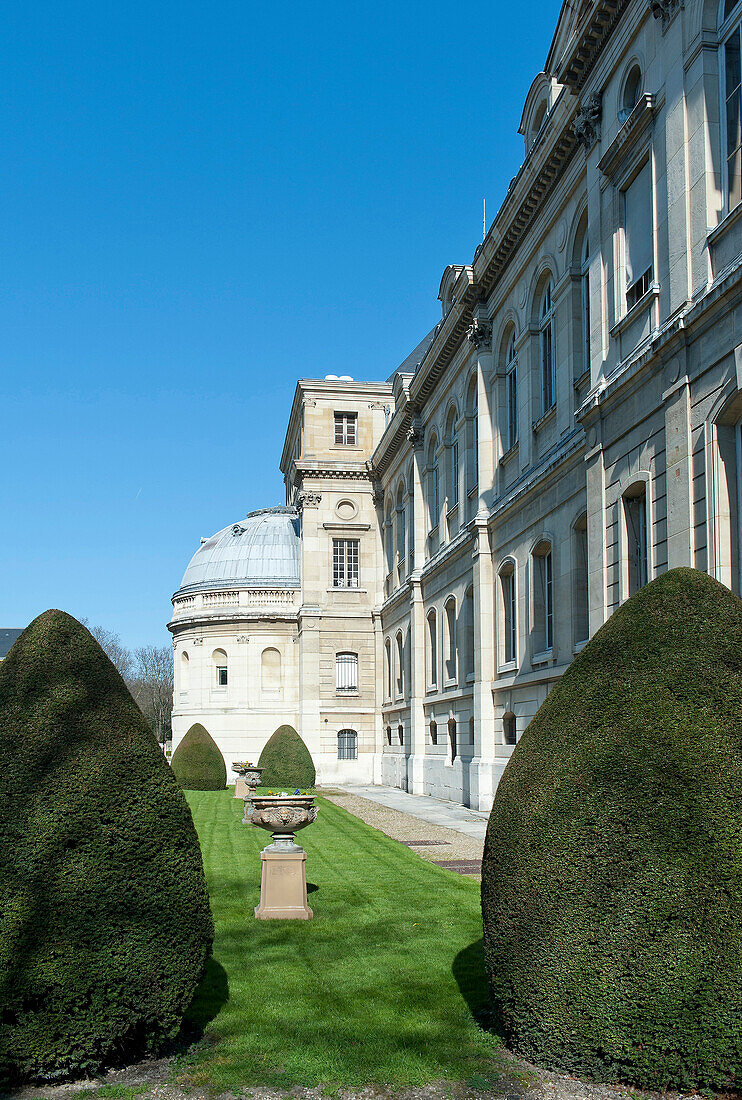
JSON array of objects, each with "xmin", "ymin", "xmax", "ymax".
[
  {"xmin": 334, "ymin": 412, "xmax": 357, "ymax": 445},
  {"xmin": 332, "ymin": 538, "xmax": 359, "ymax": 587},
  {"xmin": 336, "ymin": 651, "xmax": 358, "ymax": 693},
  {"xmin": 337, "ymin": 728, "xmax": 358, "ymax": 760}
]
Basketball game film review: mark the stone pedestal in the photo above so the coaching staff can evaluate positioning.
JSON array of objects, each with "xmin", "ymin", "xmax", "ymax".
[
  {"xmin": 234, "ymin": 776, "xmax": 248, "ymax": 799},
  {"xmin": 254, "ymin": 848, "xmax": 313, "ymax": 920}
]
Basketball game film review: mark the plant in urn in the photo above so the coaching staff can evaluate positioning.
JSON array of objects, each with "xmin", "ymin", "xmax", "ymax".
[{"xmin": 250, "ymin": 792, "xmax": 318, "ymax": 920}]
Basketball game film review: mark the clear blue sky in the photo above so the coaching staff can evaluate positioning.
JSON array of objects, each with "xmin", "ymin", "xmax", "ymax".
[{"xmin": 2, "ymin": 0, "xmax": 561, "ymax": 651}]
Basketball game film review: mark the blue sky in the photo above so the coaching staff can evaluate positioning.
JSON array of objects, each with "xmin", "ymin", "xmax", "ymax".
[{"xmin": 1, "ymin": 0, "xmax": 561, "ymax": 651}]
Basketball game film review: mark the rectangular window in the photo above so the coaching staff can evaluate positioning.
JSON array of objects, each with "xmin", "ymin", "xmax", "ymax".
[
  {"xmin": 336, "ymin": 652, "xmax": 358, "ymax": 693},
  {"xmin": 533, "ymin": 549, "xmax": 553, "ymax": 654},
  {"xmin": 727, "ymin": 26, "xmax": 742, "ymax": 212},
  {"xmin": 334, "ymin": 412, "xmax": 357, "ymax": 445},
  {"xmin": 540, "ymin": 322, "xmax": 553, "ymax": 413},
  {"xmin": 216, "ymin": 666, "xmax": 228, "ymax": 686},
  {"xmin": 623, "ymin": 162, "xmax": 653, "ymax": 311},
  {"xmin": 337, "ymin": 729, "xmax": 358, "ymax": 760},
  {"xmin": 332, "ymin": 538, "xmax": 359, "ymax": 588}
]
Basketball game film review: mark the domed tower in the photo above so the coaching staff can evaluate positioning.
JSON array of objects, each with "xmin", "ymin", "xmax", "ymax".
[{"xmin": 168, "ymin": 507, "xmax": 302, "ymax": 771}]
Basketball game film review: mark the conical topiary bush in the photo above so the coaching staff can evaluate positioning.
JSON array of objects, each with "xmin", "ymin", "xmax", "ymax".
[
  {"xmin": 171, "ymin": 724, "xmax": 227, "ymax": 791},
  {"xmin": 258, "ymin": 724, "xmax": 315, "ymax": 789},
  {"xmin": 481, "ymin": 568, "xmax": 742, "ymax": 1089},
  {"xmin": 0, "ymin": 611, "xmax": 213, "ymax": 1085}
]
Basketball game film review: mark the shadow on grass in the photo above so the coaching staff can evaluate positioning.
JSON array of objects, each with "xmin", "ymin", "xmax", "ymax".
[
  {"xmin": 452, "ymin": 937, "xmax": 501, "ymax": 1034},
  {"xmin": 176, "ymin": 956, "xmax": 229, "ymax": 1048},
  {"xmin": 307, "ymin": 882, "xmax": 319, "ymax": 894}
]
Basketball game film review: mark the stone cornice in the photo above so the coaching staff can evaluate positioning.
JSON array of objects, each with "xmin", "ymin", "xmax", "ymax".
[{"xmin": 553, "ymin": 0, "xmax": 631, "ymax": 92}]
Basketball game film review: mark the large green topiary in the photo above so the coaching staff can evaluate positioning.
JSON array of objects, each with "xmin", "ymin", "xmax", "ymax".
[
  {"xmin": 0, "ymin": 611, "xmax": 213, "ymax": 1085},
  {"xmin": 481, "ymin": 568, "xmax": 742, "ymax": 1090},
  {"xmin": 258, "ymin": 724, "xmax": 315, "ymax": 789},
  {"xmin": 171, "ymin": 724, "xmax": 227, "ymax": 791}
]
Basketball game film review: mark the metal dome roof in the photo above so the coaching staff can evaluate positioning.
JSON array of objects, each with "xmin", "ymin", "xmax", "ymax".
[{"xmin": 177, "ymin": 507, "xmax": 301, "ymax": 593}]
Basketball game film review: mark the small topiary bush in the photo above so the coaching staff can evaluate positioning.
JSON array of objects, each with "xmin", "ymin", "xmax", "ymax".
[
  {"xmin": 481, "ymin": 568, "xmax": 742, "ymax": 1090},
  {"xmin": 258, "ymin": 724, "xmax": 315, "ymax": 789},
  {"xmin": 0, "ymin": 610, "xmax": 213, "ymax": 1085},
  {"xmin": 171, "ymin": 724, "xmax": 227, "ymax": 791}
]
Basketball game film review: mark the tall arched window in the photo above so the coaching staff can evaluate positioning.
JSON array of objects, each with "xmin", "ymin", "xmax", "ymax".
[
  {"xmin": 427, "ymin": 435, "xmax": 440, "ymax": 533},
  {"xmin": 385, "ymin": 637, "xmax": 392, "ymax": 700},
  {"xmin": 385, "ymin": 500, "xmax": 394, "ymax": 578},
  {"xmin": 624, "ymin": 483, "xmax": 649, "ymax": 596},
  {"xmin": 396, "ymin": 482, "xmax": 406, "ymax": 577},
  {"xmin": 180, "ymin": 650, "xmax": 189, "ymax": 692},
  {"xmin": 448, "ymin": 718, "xmax": 457, "ymax": 763},
  {"xmin": 447, "ymin": 411, "xmax": 459, "ymax": 509},
  {"xmin": 444, "ymin": 597, "xmax": 457, "ymax": 683},
  {"xmin": 465, "ymin": 375, "xmax": 478, "ymax": 505},
  {"xmin": 505, "ymin": 329, "xmax": 518, "ymax": 450},
  {"xmin": 212, "ymin": 648, "xmax": 228, "ymax": 687},
  {"xmin": 503, "ymin": 712, "xmax": 517, "ymax": 746},
  {"xmin": 261, "ymin": 647, "xmax": 282, "ymax": 694},
  {"xmin": 463, "ymin": 586, "xmax": 475, "ymax": 679},
  {"xmin": 573, "ymin": 513, "xmax": 589, "ymax": 645},
  {"xmin": 539, "ymin": 280, "xmax": 555, "ymax": 415},
  {"xmin": 532, "ymin": 541, "xmax": 553, "ymax": 655},
  {"xmin": 427, "ymin": 610, "xmax": 438, "ymax": 688},
  {"xmin": 396, "ymin": 631, "xmax": 404, "ymax": 697},
  {"xmin": 723, "ymin": 3, "xmax": 742, "ymax": 212},
  {"xmin": 499, "ymin": 561, "xmax": 517, "ymax": 665},
  {"xmin": 337, "ymin": 728, "xmax": 358, "ymax": 760},
  {"xmin": 407, "ymin": 462, "xmax": 415, "ymax": 571}
]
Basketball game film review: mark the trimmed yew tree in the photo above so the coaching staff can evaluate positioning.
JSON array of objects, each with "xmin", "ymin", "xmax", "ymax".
[
  {"xmin": 481, "ymin": 568, "xmax": 742, "ymax": 1090},
  {"xmin": 258, "ymin": 725, "xmax": 315, "ymax": 789},
  {"xmin": 171, "ymin": 723, "xmax": 227, "ymax": 791},
  {"xmin": 0, "ymin": 611, "xmax": 213, "ymax": 1085}
]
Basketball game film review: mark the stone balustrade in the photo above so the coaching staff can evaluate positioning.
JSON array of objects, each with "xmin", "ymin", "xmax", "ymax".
[{"xmin": 172, "ymin": 588, "xmax": 298, "ymax": 617}]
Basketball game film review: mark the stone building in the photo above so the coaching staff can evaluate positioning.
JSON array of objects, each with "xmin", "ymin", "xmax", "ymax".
[{"xmin": 171, "ymin": 0, "xmax": 742, "ymax": 809}]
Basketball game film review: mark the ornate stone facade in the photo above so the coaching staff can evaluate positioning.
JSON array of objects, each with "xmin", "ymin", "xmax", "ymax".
[{"xmin": 172, "ymin": 0, "xmax": 742, "ymax": 810}]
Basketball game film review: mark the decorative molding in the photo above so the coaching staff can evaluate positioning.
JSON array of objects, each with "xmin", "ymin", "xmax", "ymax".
[
  {"xmin": 236, "ymin": 634, "xmax": 249, "ymax": 643},
  {"xmin": 232, "ymin": 523, "xmax": 246, "ymax": 536},
  {"xmin": 302, "ymin": 398, "xmax": 317, "ymax": 408},
  {"xmin": 649, "ymin": 0, "xmax": 682, "ymax": 28},
  {"xmin": 372, "ymin": 482, "xmax": 384, "ymax": 506},
  {"xmin": 573, "ymin": 92, "xmax": 602, "ymax": 150},
  {"xmin": 172, "ymin": 638, "xmax": 177, "ymax": 649},
  {"xmin": 406, "ymin": 421, "xmax": 424, "ymax": 451},
  {"xmin": 466, "ymin": 317, "xmax": 492, "ymax": 349},
  {"xmin": 297, "ymin": 491, "xmax": 322, "ymax": 509},
  {"xmin": 192, "ymin": 637, "xmax": 203, "ymax": 646},
  {"xmin": 368, "ymin": 401, "xmax": 386, "ymax": 410},
  {"xmin": 598, "ymin": 94, "xmax": 657, "ymax": 180}
]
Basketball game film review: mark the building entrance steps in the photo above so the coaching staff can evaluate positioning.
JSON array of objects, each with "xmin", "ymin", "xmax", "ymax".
[{"xmin": 330, "ymin": 784, "xmax": 489, "ymax": 841}]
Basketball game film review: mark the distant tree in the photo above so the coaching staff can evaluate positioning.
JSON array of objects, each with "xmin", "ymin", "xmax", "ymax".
[
  {"xmin": 129, "ymin": 645, "xmax": 174, "ymax": 745},
  {"xmin": 80, "ymin": 620, "xmax": 133, "ymax": 680}
]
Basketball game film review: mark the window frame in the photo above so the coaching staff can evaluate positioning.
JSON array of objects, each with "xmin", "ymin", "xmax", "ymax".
[
  {"xmin": 332, "ymin": 537, "xmax": 360, "ymax": 588},
  {"xmin": 538, "ymin": 281, "xmax": 555, "ymax": 415},
  {"xmin": 721, "ymin": 1, "xmax": 742, "ymax": 215},
  {"xmin": 337, "ymin": 728, "xmax": 358, "ymax": 760},
  {"xmin": 333, "ymin": 411, "xmax": 358, "ymax": 446},
  {"xmin": 335, "ymin": 651, "xmax": 359, "ymax": 694},
  {"xmin": 506, "ymin": 331, "xmax": 519, "ymax": 450}
]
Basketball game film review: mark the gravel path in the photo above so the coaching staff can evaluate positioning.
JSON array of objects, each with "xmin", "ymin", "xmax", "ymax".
[{"xmin": 323, "ymin": 791, "xmax": 484, "ymax": 872}]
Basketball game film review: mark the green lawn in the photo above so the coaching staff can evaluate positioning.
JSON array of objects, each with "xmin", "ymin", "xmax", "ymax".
[{"xmin": 176, "ymin": 790, "xmax": 508, "ymax": 1092}]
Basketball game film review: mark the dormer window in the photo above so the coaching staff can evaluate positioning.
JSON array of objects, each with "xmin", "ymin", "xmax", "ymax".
[
  {"xmin": 529, "ymin": 101, "xmax": 548, "ymax": 148},
  {"xmin": 334, "ymin": 412, "xmax": 357, "ymax": 445}
]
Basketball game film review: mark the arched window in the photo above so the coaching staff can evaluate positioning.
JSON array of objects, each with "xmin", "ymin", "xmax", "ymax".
[
  {"xmin": 619, "ymin": 63, "xmax": 642, "ymax": 124},
  {"xmin": 337, "ymin": 728, "xmax": 358, "ymax": 760},
  {"xmin": 623, "ymin": 483, "xmax": 649, "ymax": 596},
  {"xmin": 212, "ymin": 648, "xmax": 228, "ymax": 687},
  {"xmin": 499, "ymin": 561, "xmax": 517, "ymax": 665},
  {"xmin": 386, "ymin": 725, "xmax": 392, "ymax": 746},
  {"xmin": 336, "ymin": 651, "xmax": 358, "ymax": 693},
  {"xmin": 427, "ymin": 610, "xmax": 438, "ymax": 688},
  {"xmin": 448, "ymin": 718, "xmax": 457, "ymax": 763},
  {"xmin": 396, "ymin": 631, "xmax": 405, "ymax": 697},
  {"xmin": 463, "ymin": 586, "xmax": 475, "ymax": 679},
  {"xmin": 385, "ymin": 500, "xmax": 394, "ymax": 577},
  {"xmin": 407, "ymin": 461, "xmax": 415, "ymax": 571},
  {"xmin": 573, "ymin": 513, "xmax": 589, "ymax": 645},
  {"xmin": 180, "ymin": 650, "xmax": 189, "ymax": 691},
  {"xmin": 505, "ymin": 329, "xmax": 518, "ymax": 451},
  {"xmin": 465, "ymin": 375, "xmax": 478, "ymax": 506},
  {"xmin": 429, "ymin": 717, "xmax": 438, "ymax": 745},
  {"xmin": 722, "ymin": 4, "xmax": 742, "ymax": 211},
  {"xmin": 444, "ymin": 597, "xmax": 457, "ymax": 683},
  {"xmin": 385, "ymin": 637, "xmax": 392, "ymax": 700},
  {"xmin": 572, "ymin": 212, "xmax": 590, "ymax": 381},
  {"xmin": 396, "ymin": 483, "xmax": 406, "ymax": 575},
  {"xmin": 468, "ymin": 716, "xmax": 475, "ymax": 745},
  {"xmin": 447, "ymin": 410, "xmax": 459, "ymax": 509},
  {"xmin": 503, "ymin": 712, "xmax": 517, "ymax": 746},
  {"xmin": 532, "ymin": 541, "xmax": 553, "ymax": 655},
  {"xmin": 261, "ymin": 647, "xmax": 282, "ymax": 694},
  {"xmin": 398, "ymin": 723, "xmax": 404, "ymax": 746},
  {"xmin": 427, "ymin": 435, "xmax": 440, "ymax": 534},
  {"xmin": 530, "ymin": 100, "xmax": 547, "ymax": 147},
  {"xmin": 538, "ymin": 280, "xmax": 555, "ymax": 415}
]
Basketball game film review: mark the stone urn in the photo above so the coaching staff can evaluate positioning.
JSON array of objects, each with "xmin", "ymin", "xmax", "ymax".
[
  {"xmin": 250, "ymin": 794, "xmax": 318, "ymax": 920},
  {"xmin": 250, "ymin": 793, "xmax": 318, "ymax": 852},
  {"xmin": 232, "ymin": 761, "xmax": 263, "ymax": 800}
]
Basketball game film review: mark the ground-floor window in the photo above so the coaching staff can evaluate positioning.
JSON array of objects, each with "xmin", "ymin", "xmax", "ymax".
[{"xmin": 337, "ymin": 728, "xmax": 357, "ymax": 760}]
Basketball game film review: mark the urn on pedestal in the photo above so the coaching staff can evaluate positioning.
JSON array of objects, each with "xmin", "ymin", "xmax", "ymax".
[{"xmin": 250, "ymin": 794, "xmax": 318, "ymax": 920}]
